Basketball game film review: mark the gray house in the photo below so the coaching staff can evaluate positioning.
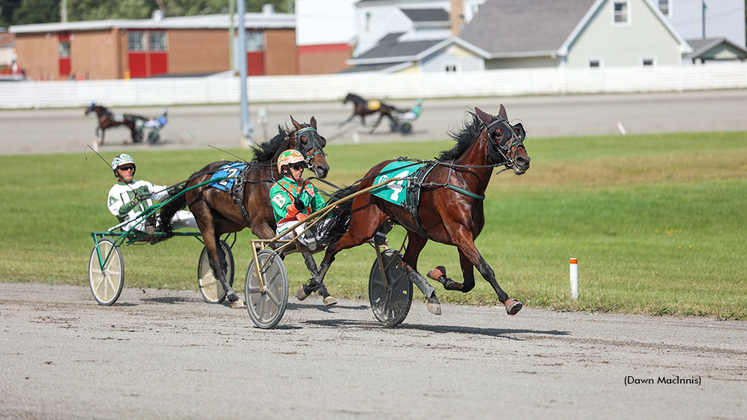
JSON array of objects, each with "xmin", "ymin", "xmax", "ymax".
[{"xmin": 348, "ymin": 0, "xmax": 694, "ymax": 72}]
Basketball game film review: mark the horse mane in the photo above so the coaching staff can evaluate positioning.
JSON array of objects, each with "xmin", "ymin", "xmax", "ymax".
[
  {"xmin": 251, "ymin": 125, "xmax": 292, "ymax": 162},
  {"xmin": 345, "ymin": 93, "xmax": 364, "ymax": 104},
  {"xmin": 437, "ymin": 111, "xmax": 483, "ymax": 162}
]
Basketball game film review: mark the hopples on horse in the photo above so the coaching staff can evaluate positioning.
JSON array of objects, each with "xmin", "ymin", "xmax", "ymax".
[
  {"xmin": 158, "ymin": 116, "xmax": 331, "ymax": 307},
  {"xmin": 314, "ymin": 105, "xmax": 530, "ymax": 316}
]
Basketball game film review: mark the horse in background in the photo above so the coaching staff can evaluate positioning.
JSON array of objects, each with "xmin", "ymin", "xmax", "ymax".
[
  {"xmin": 340, "ymin": 93, "xmax": 404, "ymax": 134},
  {"xmin": 85, "ymin": 103, "xmax": 147, "ymax": 146},
  {"xmin": 159, "ymin": 116, "xmax": 331, "ymax": 308},
  {"xmin": 314, "ymin": 105, "xmax": 530, "ymax": 318}
]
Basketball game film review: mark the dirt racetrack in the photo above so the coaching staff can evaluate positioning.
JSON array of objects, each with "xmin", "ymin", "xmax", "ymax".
[{"xmin": 1, "ymin": 282, "xmax": 745, "ymax": 419}]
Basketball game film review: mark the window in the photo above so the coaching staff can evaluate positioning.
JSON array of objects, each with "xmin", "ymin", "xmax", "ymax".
[
  {"xmin": 128, "ymin": 31, "xmax": 146, "ymax": 51},
  {"xmin": 58, "ymin": 41, "xmax": 70, "ymax": 58},
  {"xmin": 658, "ymin": 0, "xmax": 670, "ymax": 16},
  {"xmin": 444, "ymin": 64, "xmax": 458, "ymax": 72},
  {"xmin": 149, "ymin": 31, "xmax": 167, "ymax": 51},
  {"xmin": 588, "ymin": 58, "xmax": 602, "ymax": 69},
  {"xmin": 365, "ymin": 12, "xmax": 372, "ymax": 32},
  {"xmin": 245, "ymin": 31, "xmax": 264, "ymax": 52},
  {"xmin": 613, "ymin": 1, "xmax": 629, "ymax": 24},
  {"xmin": 641, "ymin": 57, "xmax": 656, "ymax": 67}
]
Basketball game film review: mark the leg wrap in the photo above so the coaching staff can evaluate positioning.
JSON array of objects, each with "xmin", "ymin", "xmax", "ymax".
[{"xmin": 408, "ymin": 271, "xmax": 435, "ymax": 299}]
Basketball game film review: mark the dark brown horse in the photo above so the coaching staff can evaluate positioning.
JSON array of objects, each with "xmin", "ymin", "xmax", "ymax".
[
  {"xmin": 159, "ymin": 116, "xmax": 331, "ymax": 307},
  {"xmin": 85, "ymin": 103, "xmax": 146, "ymax": 145},
  {"xmin": 340, "ymin": 93, "xmax": 403, "ymax": 134},
  {"xmin": 314, "ymin": 105, "xmax": 530, "ymax": 317}
]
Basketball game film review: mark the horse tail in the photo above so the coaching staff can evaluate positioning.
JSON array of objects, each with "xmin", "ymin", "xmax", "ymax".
[
  {"xmin": 158, "ymin": 184, "xmax": 187, "ymax": 238},
  {"xmin": 316, "ymin": 184, "xmax": 359, "ymax": 244}
]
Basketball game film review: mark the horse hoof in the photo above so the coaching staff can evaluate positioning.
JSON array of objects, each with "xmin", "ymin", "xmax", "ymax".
[
  {"xmin": 505, "ymin": 299, "xmax": 523, "ymax": 315},
  {"xmin": 427, "ymin": 296, "xmax": 442, "ymax": 315},
  {"xmin": 296, "ymin": 284, "xmax": 309, "ymax": 301},
  {"xmin": 426, "ymin": 266, "xmax": 446, "ymax": 281},
  {"xmin": 323, "ymin": 296, "xmax": 337, "ymax": 307},
  {"xmin": 231, "ymin": 299, "xmax": 246, "ymax": 309}
]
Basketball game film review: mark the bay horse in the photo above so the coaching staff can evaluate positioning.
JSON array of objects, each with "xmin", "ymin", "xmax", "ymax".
[
  {"xmin": 85, "ymin": 103, "xmax": 146, "ymax": 146},
  {"xmin": 340, "ymin": 93, "xmax": 403, "ymax": 134},
  {"xmin": 314, "ymin": 105, "xmax": 530, "ymax": 316},
  {"xmin": 159, "ymin": 116, "xmax": 331, "ymax": 307}
]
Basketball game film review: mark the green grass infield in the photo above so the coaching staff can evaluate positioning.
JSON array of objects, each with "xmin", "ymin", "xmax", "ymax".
[{"xmin": 1, "ymin": 131, "xmax": 745, "ymax": 319}]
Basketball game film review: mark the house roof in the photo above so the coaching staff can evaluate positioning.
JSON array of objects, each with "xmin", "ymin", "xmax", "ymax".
[
  {"xmin": 458, "ymin": 0, "xmax": 691, "ymax": 58},
  {"xmin": 10, "ymin": 13, "xmax": 295, "ymax": 34},
  {"xmin": 685, "ymin": 37, "xmax": 747, "ymax": 60},
  {"xmin": 400, "ymin": 8, "xmax": 450, "ymax": 23},
  {"xmin": 348, "ymin": 35, "xmax": 488, "ymax": 65}
]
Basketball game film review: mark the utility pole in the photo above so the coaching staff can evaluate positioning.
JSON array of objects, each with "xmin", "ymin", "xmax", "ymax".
[
  {"xmin": 702, "ymin": 1, "xmax": 707, "ymax": 39},
  {"xmin": 61, "ymin": 0, "xmax": 68, "ymax": 22},
  {"xmin": 237, "ymin": 0, "xmax": 253, "ymax": 148},
  {"xmin": 229, "ymin": 0, "xmax": 235, "ymax": 72}
]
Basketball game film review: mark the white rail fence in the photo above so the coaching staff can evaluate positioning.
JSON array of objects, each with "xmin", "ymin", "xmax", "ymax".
[{"xmin": 1, "ymin": 62, "xmax": 746, "ymax": 109}]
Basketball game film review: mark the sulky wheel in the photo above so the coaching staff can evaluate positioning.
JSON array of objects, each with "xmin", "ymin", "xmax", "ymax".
[
  {"xmin": 368, "ymin": 249, "xmax": 413, "ymax": 327},
  {"xmin": 197, "ymin": 239, "xmax": 234, "ymax": 304},
  {"xmin": 399, "ymin": 122, "xmax": 412, "ymax": 135},
  {"xmin": 88, "ymin": 238, "xmax": 124, "ymax": 306},
  {"xmin": 245, "ymin": 249, "xmax": 288, "ymax": 329}
]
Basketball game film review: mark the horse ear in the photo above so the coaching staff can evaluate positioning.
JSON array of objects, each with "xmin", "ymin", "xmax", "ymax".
[
  {"xmin": 475, "ymin": 107, "xmax": 493, "ymax": 126},
  {"xmin": 290, "ymin": 115, "xmax": 302, "ymax": 130},
  {"xmin": 310, "ymin": 116, "xmax": 317, "ymax": 128},
  {"xmin": 498, "ymin": 104, "xmax": 508, "ymax": 120}
]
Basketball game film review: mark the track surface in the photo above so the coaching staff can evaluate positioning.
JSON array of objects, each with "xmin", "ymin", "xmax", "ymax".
[
  {"xmin": 3, "ymin": 89, "xmax": 747, "ymax": 155},
  {"xmin": 1, "ymin": 283, "xmax": 745, "ymax": 419},
  {"xmin": 2, "ymin": 91, "xmax": 746, "ymax": 418}
]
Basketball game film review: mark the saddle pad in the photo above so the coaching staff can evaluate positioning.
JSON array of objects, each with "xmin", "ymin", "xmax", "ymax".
[
  {"xmin": 367, "ymin": 99, "xmax": 381, "ymax": 111},
  {"xmin": 371, "ymin": 161, "xmax": 425, "ymax": 206},
  {"xmin": 209, "ymin": 162, "xmax": 245, "ymax": 192}
]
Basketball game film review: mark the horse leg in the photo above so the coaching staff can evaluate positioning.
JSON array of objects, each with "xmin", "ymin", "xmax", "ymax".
[
  {"xmin": 453, "ymin": 231, "xmax": 522, "ymax": 315},
  {"xmin": 338, "ymin": 113, "xmax": 356, "ymax": 127},
  {"xmin": 426, "ymin": 249, "xmax": 474, "ymax": 292},
  {"xmin": 369, "ymin": 114, "xmax": 385, "ymax": 133},
  {"xmin": 99, "ymin": 127, "xmax": 105, "ymax": 146},
  {"xmin": 297, "ymin": 252, "xmax": 337, "ymax": 306},
  {"xmin": 401, "ymin": 232, "xmax": 441, "ymax": 315}
]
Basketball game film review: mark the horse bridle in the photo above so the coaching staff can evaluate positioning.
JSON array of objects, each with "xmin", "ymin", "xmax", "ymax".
[
  {"xmin": 484, "ymin": 116, "xmax": 526, "ymax": 168},
  {"xmin": 294, "ymin": 126, "xmax": 328, "ymax": 170}
]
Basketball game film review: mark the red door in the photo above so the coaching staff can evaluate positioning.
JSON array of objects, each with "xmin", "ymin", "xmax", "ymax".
[
  {"xmin": 150, "ymin": 52, "xmax": 168, "ymax": 76},
  {"xmin": 128, "ymin": 52, "xmax": 147, "ymax": 78},
  {"xmin": 246, "ymin": 52, "xmax": 264, "ymax": 76},
  {"xmin": 58, "ymin": 32, "xmax": 71, "ymax": 78}
]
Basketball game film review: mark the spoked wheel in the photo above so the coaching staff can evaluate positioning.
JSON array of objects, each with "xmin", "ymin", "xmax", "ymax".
[
  {"xmin": 88, "ymin": 238, "xmax": 124, "ymax": 306},
  {"xmin": 197, "ymin": 239, "xmax": 234, "ymax": 304},
  {"xmin": 369, "ymin": 249, "xmax": 413, "ymax": 327},
  {"xmin": 400, "ymin": 122, "xmax": 412, "ymax": 134},
  {"xmin": 245, "ymin": 249, "xmax": 288, "ymax": 329}
]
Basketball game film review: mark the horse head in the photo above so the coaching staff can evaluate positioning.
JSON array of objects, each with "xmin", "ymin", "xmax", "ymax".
[
  {"xmin": 290, "ymin": 115, "xmax": 330, "ymax": 179},
  {"xmin": 84, "ymin": 103, "xmax": 96, "ymax": 115},
  {"xmin": 476, "ymin": 106, "xmax": 530, "ymax": 175}
]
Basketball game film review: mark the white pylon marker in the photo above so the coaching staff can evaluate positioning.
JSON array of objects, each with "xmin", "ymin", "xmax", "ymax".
[{"xmin": 570, "ymin": 258, "xmax": 578, "ymax": 300}]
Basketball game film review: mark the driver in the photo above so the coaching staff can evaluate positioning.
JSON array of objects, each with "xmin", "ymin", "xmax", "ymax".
[
  {"xmin": 270, "ymin": 150, "xmax": 325, "ymax": 251},
  {"xmin": 107, "ymin": 153, "xmax": 197, "ymax": 234}
]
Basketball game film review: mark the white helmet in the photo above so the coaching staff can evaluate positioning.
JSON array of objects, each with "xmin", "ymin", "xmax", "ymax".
[{"xmin": 111, "ymin": 154, "xmax": 136, "ymax": 176}]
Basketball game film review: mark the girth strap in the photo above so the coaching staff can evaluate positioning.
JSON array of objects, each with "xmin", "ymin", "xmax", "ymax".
[
  {"xmin": 230, "ymin": 164, "xmax": 254, "ymax": 226},
  {"xmin": 405, "ymin": 163, "xmax": 437, "ymax": 240}
]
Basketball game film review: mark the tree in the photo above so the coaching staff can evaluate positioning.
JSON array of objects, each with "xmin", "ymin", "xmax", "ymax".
[{"xmin": 1, "ymin": 0, "xmax": 291, "ymax": 26}]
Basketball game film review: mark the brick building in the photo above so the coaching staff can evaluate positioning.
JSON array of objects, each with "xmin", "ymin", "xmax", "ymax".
[{"xmin": 10, "ymin": 12, "xmax": 297, "ymax": 80}]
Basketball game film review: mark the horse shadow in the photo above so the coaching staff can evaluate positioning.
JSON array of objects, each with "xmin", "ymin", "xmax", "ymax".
[{"xmin": 302, "ymin": 311, "xmax": 569, "ymax": 339}]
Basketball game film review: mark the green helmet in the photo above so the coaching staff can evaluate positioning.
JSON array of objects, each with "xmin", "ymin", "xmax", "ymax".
[{"xmin": 111, "ymin": 153, "xmax": 136, "ymax": 176}]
